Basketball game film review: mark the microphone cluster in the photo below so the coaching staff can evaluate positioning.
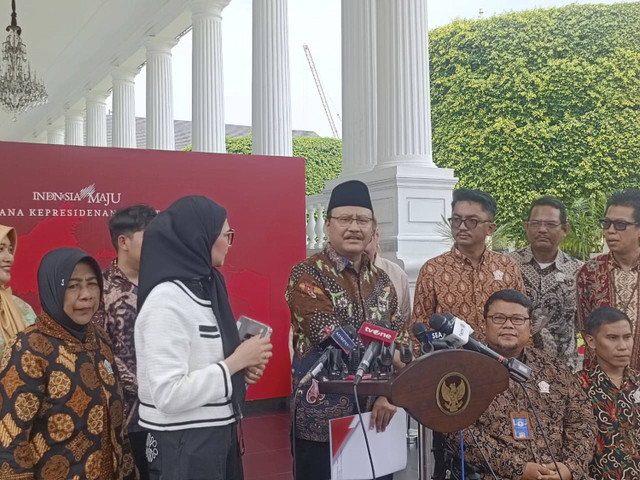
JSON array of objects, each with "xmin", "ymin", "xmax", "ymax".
[
  {"xmin": 298, "ymin": 320, "xmax": 405, "ymax": 387},
  {"xmin": 411, "ymin": 312, "xmax": 532, "ymax": 382}
]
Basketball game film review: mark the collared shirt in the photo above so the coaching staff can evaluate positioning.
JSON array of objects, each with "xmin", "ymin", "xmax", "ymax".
[
  {"xmin": 286, "ymin": 243, "xmax": 406, "ymax": 442},
  {"xmin": 446, "ymin": 348, "xmax": 596, "ymax": 480},
  {"xmin": 93, "ymin": 259, "xmax": 141, "ymax": 432},
  {"xmin": 577, "ymin": 362, "xmax": 640, "ymax": 480},
  {"xmin": 510, "ymin": 246, "xmax": 583, "ymax": 372},
  {"xmin": 374, "ymin": 254, "xmax": 412, "ymax": 323},
  {"xmin": 577, "ymin": 253, "xmax": 640, "ymax": 370},
  {"xmin": 413, "ymin": 246, "xmax": 525, "ymax": 341}
]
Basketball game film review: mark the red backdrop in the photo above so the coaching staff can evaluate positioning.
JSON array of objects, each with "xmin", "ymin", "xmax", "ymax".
[{"xmin": 0, "ymin": 141, "xmax": 306, "ymax": 400}]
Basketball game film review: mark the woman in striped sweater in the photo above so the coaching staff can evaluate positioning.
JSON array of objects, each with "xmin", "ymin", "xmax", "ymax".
[{"xmin": 135, "ymin": 196, "xmax": 273, "ymax": 480}]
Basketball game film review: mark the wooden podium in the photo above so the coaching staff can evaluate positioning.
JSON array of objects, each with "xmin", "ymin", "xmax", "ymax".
[{"xmin": 318, "ymin": 349, "xmax": 509, "ymax": 432}]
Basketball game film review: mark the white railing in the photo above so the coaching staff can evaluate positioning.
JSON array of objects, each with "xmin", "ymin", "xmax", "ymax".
[{"xmin": 305, "ymin": 194, "xmax": 330, "ymax": 252}]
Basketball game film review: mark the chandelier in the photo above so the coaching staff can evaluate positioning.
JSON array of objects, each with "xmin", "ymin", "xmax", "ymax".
[{"xmin": 0, "ymin": 0, "xmax": 47, "ymax": 120}]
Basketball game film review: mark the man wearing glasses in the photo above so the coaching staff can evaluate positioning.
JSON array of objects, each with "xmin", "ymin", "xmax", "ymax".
[
  {"xmin": 443, "ymin": 289, "xmax": 596, "ymax": 480},
  {"xmin": 286, "ymin": 180, "xmax": 406, "ymax": 480},
  {"xmin": 510, "ymin": 196, "xmax": 583, "ymax": 372},
  {"xmin": 413, "ymin": 188, "xmax": 525, "ymax": 342},
  {"xmin": 577, "ymin": 188, "xmax": 640, "ymax": 370}
]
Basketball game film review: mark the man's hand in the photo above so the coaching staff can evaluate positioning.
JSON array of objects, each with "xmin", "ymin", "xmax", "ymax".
[
  {"xmin": 541, "ymin": 462, "xmax": 572, "ymax": 480},
  {"xmin": 369, "ymin": 396, "xmax": 397, "ymax": 433},
  {"xmin": 522, "ymin": 462, "xmax": 572, "ymax": 480}
]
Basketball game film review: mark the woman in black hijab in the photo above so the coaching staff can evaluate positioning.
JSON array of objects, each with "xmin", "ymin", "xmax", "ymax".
[
  {"xmin": 0, "ymin": 247, "xmax": 134, "ymax": 480},
  {"xmin": 135, "ymin": 196, "xmax": 272, "ymax": 480}
]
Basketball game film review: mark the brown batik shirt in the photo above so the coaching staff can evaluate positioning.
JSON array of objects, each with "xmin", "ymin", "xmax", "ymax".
[
  {"xmin": 0, "ymin": 315, "xmax": 135, "ymax": 480},
  {"xmin": 93, "ymin": 259, "xmax": 141, "ymax": 433},
  {"xmin": 286, "ymin": 243, "xmax": 407, "ymax": 442},
  {"xmin": 510, "ymin": 246, "xmax": 583, "ymax": 372},
  {"xmin": 413, "ymin": 246, "xmax": 526, "ymax": 342},
  {"xmin": 445, "ymin": 348, "xmax": 596, "ymax": 480}
]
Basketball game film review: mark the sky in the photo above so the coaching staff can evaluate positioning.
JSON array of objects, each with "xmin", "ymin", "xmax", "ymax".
[{"xmin": 108, "ymin": 0, "xmax": 638, "ymax": 139}]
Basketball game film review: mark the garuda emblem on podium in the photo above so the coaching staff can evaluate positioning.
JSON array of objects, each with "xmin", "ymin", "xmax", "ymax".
[{"xmin": 436, "ymin": 373, "xmax": 471, "ymax": 415}]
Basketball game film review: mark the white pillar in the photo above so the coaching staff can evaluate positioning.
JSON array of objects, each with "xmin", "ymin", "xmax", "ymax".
[
  {"xmin": 146, "ymin": 36, "xmax": 177, "ymax": 150},
  {"xmin": 252, "ymin": 0, "xmax": 292, "ymax": 156},
  {"xmin": 85, "ymin": 91, "xmax": 108, "ymax": 147},
  {"xmin": 341, "ymin": 0, "xmax": 377, "ymax": 174},
  {"xmin": 111, "ymin": 67, "xmax": 138, "ymax": 148},
  {"xmin": 191, "ymin": 0, "xmax": 230, "ymax": 153},
  {"xmin": 47, "ymin": 125, "xmax": 64, "ymax": 145},
  {"xmin": 65, "ymin": 109, "xmax": 84, "ymax": 146},
  {"xmin": 376, "ymin": 0, "xmax": 434, "ymax": 168}
]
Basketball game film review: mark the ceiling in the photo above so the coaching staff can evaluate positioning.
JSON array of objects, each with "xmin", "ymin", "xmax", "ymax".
[{"xmin": 0, "ymin": 0, "xmax": 193, "ymax": 141}]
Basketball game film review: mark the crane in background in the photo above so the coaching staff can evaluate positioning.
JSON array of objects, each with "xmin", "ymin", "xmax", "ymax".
[{"xmin": 302, "ymin": 44, "xmax": 340, "ymax": 139}]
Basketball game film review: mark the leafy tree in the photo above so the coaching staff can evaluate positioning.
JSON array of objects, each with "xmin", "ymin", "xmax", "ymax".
[
  {"xmin": 429, "ymin": 3, "xmax": 640, "ymax": 241},
  {"xmin": 183, "ymin": 137, "xmax": 342, "ymax": 195}
]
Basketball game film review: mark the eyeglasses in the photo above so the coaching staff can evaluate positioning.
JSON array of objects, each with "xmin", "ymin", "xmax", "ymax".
[
  {"xmin": 448, "ymin": 217, "xmax": 492, "ymax": 230},
  {"xmin": 328, "ymin": 215, "xmax": 373, "ymax": 227},
  {"xmin": 487, "ymin": 314, "xmax": 529, "ymax": 326},
  {"xmin": 526, "ymin": 221, "xmax": 562, "ymax": 230},
  {"xmin": 224, "ymin": 229, "xmax": 235, "ymax": 246},
  {"xmin": 599, "ymin": 219, "xmax": 639, "ymax": 231}
]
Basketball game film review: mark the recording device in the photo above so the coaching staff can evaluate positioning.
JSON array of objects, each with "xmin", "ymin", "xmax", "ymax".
[
  {"xmin": 354, "ymin": 320, "xmax": 397, "ymax": 385},
  {"xmin": 412, "ymin": 322, "xmax": 434, "ymax": 355},
  {"xmin": 299, "ymin": 325, "xmax": 357, "ymax": 385},
  {"xmin": 237, "ymin": 315, "xmax": 272, "ymax": 340},
  {"xmin": 429, "ymin": 313, "xmax": 532, "ymax": 382}
]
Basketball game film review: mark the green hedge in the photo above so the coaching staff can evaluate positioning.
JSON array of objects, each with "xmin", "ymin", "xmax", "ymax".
[
  {"xmin": 429, "ymin": 3, "xmax": 640, "ymax": 230},
  {"xmin": 184, "ymin": 137, "xmax": 342, "ymax": 195}
]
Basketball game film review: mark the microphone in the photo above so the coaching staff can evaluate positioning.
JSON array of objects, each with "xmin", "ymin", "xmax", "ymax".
[
  {"xmin": 400, "ymin": 340, "xmax": 414, "ymax": 364},
  {"xmin": 412, "ymin": 322, "xmax": 434, "ymax": 355},
  {"xmin": 429, "ymin": 313, "xmax": 531, "ymax": 382},
  {"xmin": 299, "ymin": 325, "xmax": 357, "ymax": 385},
  {"xmin": 354, "ymin": 320, "xmax": 397, "ymax": 385}
]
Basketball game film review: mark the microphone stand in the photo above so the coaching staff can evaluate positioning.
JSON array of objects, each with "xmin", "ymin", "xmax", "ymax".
[{"xmin": 417, "ymin": 424, "xmax": 432, "ymax": 480}]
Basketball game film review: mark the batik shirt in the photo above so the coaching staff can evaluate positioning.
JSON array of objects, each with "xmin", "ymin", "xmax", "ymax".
[
  {"xmin": 577, "ymin": 362, "xmax": 640, "ymax": 480},
  {"xmin": 577, "ymin": 253, "xmax": 640, "ymax": 370},
  {"xmin": 0, "ymin": 314, "xmax": 135, "ymax": 480},
  {"xmin": 286, "ymin": 243, "xmax": 406, "ymax": 442},
  {"xmin": 510, "ymin": 246, "xmax": 583, "ymax": 372},
  {"xmin": 445, "ymin": 348, "xmax": 596, "ymax": 480},
  {"xmin": 413, "ymin": 246, "xmax": 525, "ymax": 342},
  {"xmin": 93, "ymin": 259, "xmax": 141, "ymax": 433},
  {"xmin": 0, "ymin": 296, "xmax": 36, "ymax": 357}
]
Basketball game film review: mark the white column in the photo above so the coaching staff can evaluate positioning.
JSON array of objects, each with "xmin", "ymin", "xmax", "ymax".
[
  {"xmin": 252, "ymin": 0, "xmax": 292, "ymax": 156},
  {"xmin": 85, "ymin": 91, "xmax": 108, "ymax": 147},
  {"xmin": 47, "ymin": 125, "xmax": 64, "ymax": 145},
  {"xmin": 146, "ymin": 36, "xmax": 177, "ymax": 150},
  {"xmin": 376, "ymin": 0, "xmax": 434, "ymax": 168},
  {"xmin": 191, "ymin": 0, "xmax": 230, "ymax": 153},
  {"xmin": 65, "ymin": 109, "xmax": 84, "ymax": 146},
  {"xmin": 341, "ymin": 0, "xmax": 376, "ymax": 174},
  {"xmin": 111, "ymin": 67, "xmax": 138, "ymax": 148}
]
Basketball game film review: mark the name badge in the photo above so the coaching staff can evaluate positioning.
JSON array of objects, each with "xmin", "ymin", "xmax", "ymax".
[
  {"xmin": 510, "ymin": 411, "xmax": 531, "ymax": 440},
  {"xmin": 103, "ymin": 360, "xmax": 114, "ymax": 376}
]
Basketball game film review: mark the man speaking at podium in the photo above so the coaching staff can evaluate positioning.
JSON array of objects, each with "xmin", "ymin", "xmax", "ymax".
[
  {"xmin": 286, "ymin": 180, "xmax": 406, "ymax": 480},
  {"xmin": 444, "ymin": 290, "xmax": 596, "ymax": 480}
]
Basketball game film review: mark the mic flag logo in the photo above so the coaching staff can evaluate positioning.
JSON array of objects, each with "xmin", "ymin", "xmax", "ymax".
[
  {"xmin": 358, "ymin": 321, "xmax": 397, "ymax": 346},
  {"xmin": 436, "ymin": 373, "xmax": 471, "ymax": 416}
]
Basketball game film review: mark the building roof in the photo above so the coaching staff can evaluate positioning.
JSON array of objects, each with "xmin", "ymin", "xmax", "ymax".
[{"xmin": 103, "ymin": 116, "xmax": 318, "ymax": 150}]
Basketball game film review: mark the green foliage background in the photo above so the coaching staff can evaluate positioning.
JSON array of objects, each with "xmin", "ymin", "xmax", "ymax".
[
  {"xmin": 184, "ymin": 137, "xmax": 342, "ymax": 195},
  {"xmin": 429, "ymin": 3, "xmax": 640, "ymax": 253}
]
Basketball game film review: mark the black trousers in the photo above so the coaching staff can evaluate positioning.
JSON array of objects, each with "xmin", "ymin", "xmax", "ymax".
[
  {"xmin": 147, "ymin": 424, "xmax": 243, "ymax": 480},
  {"xmin": 129, "ymin": 430, "xmax": 150, "ymax": 480},
  {"xmin": 293, "ymin": 438, "xmax": 393, "ymax": 480}
]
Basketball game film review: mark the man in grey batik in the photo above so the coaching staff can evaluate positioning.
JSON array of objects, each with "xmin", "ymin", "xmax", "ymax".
[{"xmin": 510, "ymin": 196, "xmax": 583, "ymax": 371}]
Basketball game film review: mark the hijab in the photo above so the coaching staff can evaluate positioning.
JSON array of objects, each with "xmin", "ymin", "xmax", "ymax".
[
  {"xmin": 137, "ymin": 195, "xmax": 245, "ymax": 415},
  {"xmin": 37, "ymin": 247, "xmax": 103, "ymax": 341},
  {"xmin": 0, "ymin": 224, "xmax": 26, "ymax": 344}
]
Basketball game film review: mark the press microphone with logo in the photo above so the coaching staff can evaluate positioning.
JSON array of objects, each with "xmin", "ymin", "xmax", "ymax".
[
  {"xmin": 429, "ymin": 313, "xmax": 531, "ymax": 381},
  {"xmin": 299, "ymin": 325, "xmax": 357, "ymax": 385},
  {"xmin": 354, "ymin": 320, "xmax": 397, "ymax": 385}
]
